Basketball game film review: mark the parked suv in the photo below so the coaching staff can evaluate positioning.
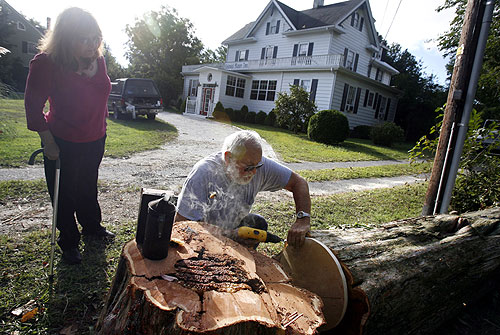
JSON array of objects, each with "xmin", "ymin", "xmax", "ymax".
[{"xmin": 108, "ymin": 78, "xmax": 163, "ymax": 120}]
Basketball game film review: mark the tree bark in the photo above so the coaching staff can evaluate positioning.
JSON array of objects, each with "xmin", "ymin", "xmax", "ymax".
[
  {"xmin": 312, "ymin": 207, "xmax": 500, "ymax": 335},
  {"xmin": 96, "ymin": 221, "xmax": 325, "ymax": 335}
]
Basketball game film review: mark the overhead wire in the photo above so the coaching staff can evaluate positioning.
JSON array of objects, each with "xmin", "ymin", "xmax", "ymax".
[
  {"xmin": 379, "ymin": 0, "xmax": 391, "ymax": 28},
  {"xmin": 384, "ymin": 0, "xmax": 404, "ymax": 40}
]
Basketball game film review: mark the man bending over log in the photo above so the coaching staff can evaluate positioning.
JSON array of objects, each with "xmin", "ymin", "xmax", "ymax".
[{"xmin": 175, "ymin": 130, "xmax": 310, "ymax": 247}]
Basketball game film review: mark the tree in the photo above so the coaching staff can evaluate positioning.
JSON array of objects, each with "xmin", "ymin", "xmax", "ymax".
[
  {"xmin": 383, "ymin": 43, "xmax": 447, "ymax": 141},
  {"xmin": 125, "ymin": 6, "xmax": 205, "ymax": 105},
  {"xmin": 274, "ymin": 85, "xmax": 316, "ymax": 133},
  {"xmin": 200, "ymin": 45, "xmax": 227, "ymax": 63},
  {"xmin": 103, "ymin": 43, "xmax": 127, "ymax": 81},
  {"xmin": 437, "ymin": 0, "xmax": 500, "ymax": 118}
]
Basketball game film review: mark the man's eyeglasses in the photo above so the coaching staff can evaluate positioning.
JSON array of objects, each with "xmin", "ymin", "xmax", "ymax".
[
  {"xmin": 243, "ymin": 162, "xmax": 263, "ymax": 172},
  {"xmin": 78, "ymin": 36, "xmax": 102, "ymax": 46}
]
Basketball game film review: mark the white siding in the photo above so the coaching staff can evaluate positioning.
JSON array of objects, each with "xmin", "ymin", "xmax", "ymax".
[
  {"xmin": 332, "ymin": 73, "xmax": 398, "ymax": 129},
  {"xmin": 329, "ymin": 8, "xmax": 374, "ymax": 79},
  {"xmin": 218, "ymin": 73, "xmax": 250, "ymax": 111},
  {"xmin": 281, "ymin": 71, "xmax": 335, "ymax": 111}
]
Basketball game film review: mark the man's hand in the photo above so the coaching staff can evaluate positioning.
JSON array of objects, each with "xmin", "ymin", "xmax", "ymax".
[{"xmin": 287, "ymin": 218, "xmax": 310, "ymax": 248}]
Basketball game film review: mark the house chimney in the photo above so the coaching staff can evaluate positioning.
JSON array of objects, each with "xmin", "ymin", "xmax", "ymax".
[
  {"xmin": 46, "ymin": 17, "xmax": 51, "ymax": 30},
  {"xmin": 313, "ymin": 0, "xmax": 324, "ymax": 8}
]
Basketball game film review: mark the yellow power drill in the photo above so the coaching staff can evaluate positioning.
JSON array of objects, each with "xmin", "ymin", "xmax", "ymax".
[{"xmin": 237, "ymin": 226, "xmax": 282, "ymax": 243}]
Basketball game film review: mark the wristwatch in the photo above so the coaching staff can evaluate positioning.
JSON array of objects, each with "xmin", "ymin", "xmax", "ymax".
[{"xmin": 296, "ymin": 211, "xmax": 311, "ymax": 219}]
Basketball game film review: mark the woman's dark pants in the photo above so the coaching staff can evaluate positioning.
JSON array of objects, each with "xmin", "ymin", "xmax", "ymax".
[{"xmin": 43, "ymin": 135, "xmax": 106, "ymax": 251}]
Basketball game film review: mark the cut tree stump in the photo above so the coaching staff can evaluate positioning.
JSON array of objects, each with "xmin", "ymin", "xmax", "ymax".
[
  {"xmin": 96, "ymin": 221, "xmax": 325, "ymax": 335},
  {"xmin": 312, "ymin": 207, "xmax": 500, "ymax": 335}
]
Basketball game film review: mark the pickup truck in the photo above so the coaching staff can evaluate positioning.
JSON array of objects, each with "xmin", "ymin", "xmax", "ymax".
[{"xmin": 108, "ymin": 78, "xmax": 163, "ymax": 120}]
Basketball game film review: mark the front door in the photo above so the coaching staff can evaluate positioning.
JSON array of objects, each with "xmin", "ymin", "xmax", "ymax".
[{"xmin": 201, "ymin": 88, "xmax": 213, "ymax": 116}]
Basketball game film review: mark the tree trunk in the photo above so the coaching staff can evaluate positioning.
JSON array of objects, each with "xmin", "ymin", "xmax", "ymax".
[
  {"xmin": 312, "ymin": 207, "xmax": 500, "ymax": 335},
  {"xmin": 96, "ymin": 221, "xmax": 325, "ymax": 335}
]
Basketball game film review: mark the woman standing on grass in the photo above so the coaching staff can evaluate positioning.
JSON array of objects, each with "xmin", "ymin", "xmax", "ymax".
[{"xmin": 24, "ymin": 7, "xmax": 114, "ymax": 265}]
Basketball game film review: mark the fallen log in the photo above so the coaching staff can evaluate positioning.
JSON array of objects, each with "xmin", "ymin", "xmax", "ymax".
[
  {"xmin": 96, "ymin": 221, "xmax": 325, "ymax": 335},
  {"xmin": 312, "ymin": 207, "xmax": 500, "ymax": 335}
]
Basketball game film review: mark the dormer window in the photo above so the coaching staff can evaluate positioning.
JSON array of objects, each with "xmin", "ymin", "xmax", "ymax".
[
  {"xmin": 351, "ymin": 13, "xmax": 359, "ymax": 28},
  {"xmin": 17, "ymin": 21, "xmax": 26, "ymax": 31},
  {"xmin": 266, "ymin": 20, "xmax": 281, "ymax": 35}
]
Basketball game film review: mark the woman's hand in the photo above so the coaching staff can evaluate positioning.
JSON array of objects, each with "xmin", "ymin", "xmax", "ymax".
[{"xmin": 38, "ymin": 130, "xmax": 60, "ymax": 160}]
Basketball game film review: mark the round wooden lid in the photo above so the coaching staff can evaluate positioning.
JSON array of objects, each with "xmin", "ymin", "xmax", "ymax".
[{"xmin": 278, "ymin": 237, "xmax": 348, "ymax": 330}]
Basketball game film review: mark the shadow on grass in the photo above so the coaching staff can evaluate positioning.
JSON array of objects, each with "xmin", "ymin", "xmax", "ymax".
[{"xmin": 107, "ymin": 116, "xmax": 176, "ymax": 132}]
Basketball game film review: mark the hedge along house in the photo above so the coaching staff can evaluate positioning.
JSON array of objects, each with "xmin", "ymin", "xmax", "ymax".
[{"xmin": 181, "ymin": 0, "xmax": 400, "ymax": 129}]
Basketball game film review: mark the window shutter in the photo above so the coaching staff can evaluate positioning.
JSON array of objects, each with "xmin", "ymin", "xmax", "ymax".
[
  {"xmin": 340, "ymin": 83, "xmax": 349, "ymax": 112},
  {"xmin": 261, "ymin": 48, "xmax": 266, "ymax": 60},
  {"xmin": 266, "ymin": 22, "xmax": 270, "ymax": 35},
  {"xmin": 343, "ymin": 48, "xmax": 348, "ymax": 67},
  {"xmin": 385, "ymin": 98, "xmax": 391, "ymax": 120},
  {"xmin": 245, "ymin": 50, "xmax": 249, "ymax": 60},
  {"xmin": 353, "ymin": 88, "xmax": 361, "ymax": 114},
  {"xmin": 235, "ymin": 51, "xmax": 240, "ymax": 62},
  {"xmin": 367, "ymin": 64, "xmax": 372, "ymax": 77},
  {"xmin": 376, "ymin": 68, "xmax": 380, "ymax": 80},
  {"xmin": 310, "ymin": 79, "xmax": 318, "ymax": 102},
  {"xmin": 363, "ymin": 89, "xmax": 369, "ymax": 107},
  {"xmin": 359, "ymin": 17, "xmax": 364, "ymax": 32},
  {"xmin": 293, "ymin": 44, "xmax": 298, "ymax": 57},
  {"xmin": 22, "ymin": 41, "xmax": 27, "ymax": 53},
  {"xmin": 374, "ymin": 95, "xmax": 381, "ymax": 118},
  {"xmin": 373, "ymin": 93, "xmax": 378, "ymax": 110},
  {"xmin": 350, "ymin": 13, "xmax": 355, "ymax": 26},
  {"xmin": 276, "ymin": 20, "xmax": 280, "ymax": 33},
  {"xmin": 293, "ymin": 79, "xmax": 300, "ymax": 86},
  {"xmin": 353, "ymin": 53, "xmax": 359, "ymax": 72},
  {"xmin": 307, "ymin": 43, "xmax": 314, "ymax": 56},
  {"xmin": 273, "ymin": 46, "xmax": 278, "ymax": 58}
]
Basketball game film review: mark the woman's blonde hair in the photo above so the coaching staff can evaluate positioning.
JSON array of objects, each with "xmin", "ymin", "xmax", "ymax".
[{"xmin": 39, "ymin": 7, "xmax": 103, "ymax": 71}]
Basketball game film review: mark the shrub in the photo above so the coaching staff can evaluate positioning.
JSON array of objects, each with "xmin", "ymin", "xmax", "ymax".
[
  {"xmin": 308, "ymin": 110, "xmax": 349, "ymax": 145},
  {"xmin": 265, "ymin": 110, "xmax": 277, "ymax": 127},
  {"xmin": 225, "ymin": 108, "xmax": 234, "ymax": 121},
  {"xmin": 176, "ymin": 97, "xmax": 183, "ymax": 111},
  {"xmin": 180, "ymin": 98, "xmax": 186, "ymax": 114},
  {"xmin": 274, "ymin": 85, "xmax": 317, "ymax": 133},
  {"xmin": 245, "ymin": 111, "xmax": 257, "ymax": 124},
  {"xmin": 256, "ymin": 111, "xmax": 267, "ymax": 125},
  {"xmin": 370, "ymin": 122, "xmax": 404, "ymax": 147},
  {"xmin": 214, "ymin": 101, "xmax": 225, "ymax": 113},
  {"xmin": 241, "ymin": 105, "xmax": 249, "ymax": 114},
  {"xmin": 235, "ymin": 109, "xmax": 248, "ymax": 122},
  {"xmin": 351, "ymin": 125, "xmax": 373, "ymax": 139}
]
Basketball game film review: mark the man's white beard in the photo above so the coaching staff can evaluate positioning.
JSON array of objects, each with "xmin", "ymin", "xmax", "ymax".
[{"xmin": 226, "ymin": 164, "xmax": 253, "ymax": 185}]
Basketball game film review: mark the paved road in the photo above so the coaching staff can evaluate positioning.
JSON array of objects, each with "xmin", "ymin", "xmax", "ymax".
[{"xmin": 0, "ymin": 112, "xmax": 426, "ymax": 194}]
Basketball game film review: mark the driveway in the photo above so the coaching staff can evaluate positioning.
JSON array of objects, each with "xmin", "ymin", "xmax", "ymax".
[{"xmin": 0, "ymin": 112, "xmax": 425, "ymax": 194}]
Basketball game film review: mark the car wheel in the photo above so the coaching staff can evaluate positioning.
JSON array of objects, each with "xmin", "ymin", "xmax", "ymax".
[{"xmin": 147, "ymin": 114, "xmax": 156, "ymax": 120}]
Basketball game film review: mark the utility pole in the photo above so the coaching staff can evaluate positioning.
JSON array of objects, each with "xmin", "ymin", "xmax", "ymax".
[{"xmin": 422, "ymin": 0, "xmax": 483, "ymax": 216}]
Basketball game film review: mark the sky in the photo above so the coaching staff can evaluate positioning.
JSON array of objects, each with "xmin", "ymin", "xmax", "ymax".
[{"xmin": 13, "ymin": 0, "xmax": 455, "ymax": 85}]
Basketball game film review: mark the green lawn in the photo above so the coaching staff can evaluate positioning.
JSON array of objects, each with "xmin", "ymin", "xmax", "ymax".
[
  {"xmin": 0, "ymin": 99, "xmax": 177, "ymax": 167},
  {"xmin": 298, "ymin": 161, "xmax": 432, "ymax": 182},
  {"xmin": 231, "ymin": 122, "xmax": 415, "ymax": 163},
  {"xmin": 0, "ymin": 180, "xmax": 427, "ymax": 334}
]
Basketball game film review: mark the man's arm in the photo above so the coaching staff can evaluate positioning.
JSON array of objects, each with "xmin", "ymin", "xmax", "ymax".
[{"xmin": 284, "ymin": 171, "xmax": 311, "ymax": 247}]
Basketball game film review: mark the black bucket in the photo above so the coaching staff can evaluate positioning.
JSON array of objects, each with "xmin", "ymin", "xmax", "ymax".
[{"xmin": 141, "ymin": 195, "xmax": 176, "ymax": 260}]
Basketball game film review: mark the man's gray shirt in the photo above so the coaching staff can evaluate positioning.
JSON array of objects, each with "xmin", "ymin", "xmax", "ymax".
[{"xmin": 176, "ymin": 152, "xmax": 292, "ymax": 229}]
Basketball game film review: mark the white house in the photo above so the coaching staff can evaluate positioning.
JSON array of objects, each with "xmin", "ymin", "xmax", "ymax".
[{"xmin": 181, "ymin": 0, "xmax": 400, "ymax": 129}]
